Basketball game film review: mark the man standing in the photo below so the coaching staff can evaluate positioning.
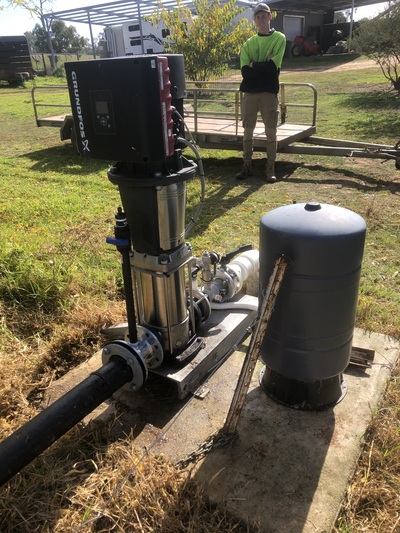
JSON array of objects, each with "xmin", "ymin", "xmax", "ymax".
[{"xmin": 236, "ymin": 3, "xmax": 286, "ymax": 182}]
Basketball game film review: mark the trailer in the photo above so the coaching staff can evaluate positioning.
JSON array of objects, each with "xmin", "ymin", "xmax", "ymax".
[
  {"xmin": 31, "ymin": 81, "xmax": 400, "ymax": 168},
  {"xmin": 0, "ymin": 35, "xmax": 34, "ymax": 86}
]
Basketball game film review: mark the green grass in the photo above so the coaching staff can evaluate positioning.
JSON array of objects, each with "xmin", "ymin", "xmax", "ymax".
[{"xmin": 0, "ymin": 85, "xmax": 122, "ymax": 317}]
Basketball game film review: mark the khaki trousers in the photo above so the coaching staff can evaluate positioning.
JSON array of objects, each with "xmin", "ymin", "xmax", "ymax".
[{"xmin": 241, "ymin": 92, "xmax": 279, "ymax": 163}]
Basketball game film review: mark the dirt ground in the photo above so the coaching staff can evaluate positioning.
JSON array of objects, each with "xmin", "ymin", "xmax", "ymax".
[
  {"xmin": 227, "ymin": 57, "xmax": 378, "ymax": 82},
  {"xmin": 284, "ymin": 57, "xmax": 378, "ymax": 73},
  {"xmin": 324, "ymin": 58, "xmax": 377, "ymax": 71}
]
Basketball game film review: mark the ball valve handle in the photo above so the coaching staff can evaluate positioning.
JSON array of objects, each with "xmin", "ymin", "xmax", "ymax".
[{"xmin": 220, "ymin": 244, "xmax": 253, "ymax": 266}]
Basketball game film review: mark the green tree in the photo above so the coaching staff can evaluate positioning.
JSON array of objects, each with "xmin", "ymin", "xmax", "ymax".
[
  {"xmin": 352, "ymin": 2, "xmax": 400, "ymax": 92},
  {"xmin": 48, "ymin": 20, "xmax": 87, "ymax": 56},
  {"xmin": 30, "ymin": 20, "xmax": 87, "ymax": 59},
  {"xmin": 148, "ymin": 0, "xmax": 254, "ymax": 82}
]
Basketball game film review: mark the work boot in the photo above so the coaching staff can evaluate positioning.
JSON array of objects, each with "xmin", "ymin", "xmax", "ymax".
[
  {"xmin": 265, "ymin": 162, "xmax": 277, "ymax": 183},
  {"xmin": 236, "ymin": 161, "xmax": 253, "ymax": 180}
]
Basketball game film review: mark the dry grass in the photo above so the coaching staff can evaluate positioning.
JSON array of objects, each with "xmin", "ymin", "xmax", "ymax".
[
  {"xmin": 0, "ymin": 303, "xmax": 259, "ymax": 533},
  {"xmin": 335, "ymin": 360, "xmax": 400, "ymax": 532},
  {"xmin": 1, "ymin": 414, "xmax": 256, "ymax": 533},
  {"xmin": 1, "ymin": 299, "xmax": 398, "ymax": 532},
  {"xmin": 0, "ymin": 300, "xmax": 125, "ymax": 436}
]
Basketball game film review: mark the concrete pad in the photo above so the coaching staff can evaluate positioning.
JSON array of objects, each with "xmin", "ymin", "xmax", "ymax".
[
  {"xmin": 112, "ymin": 328, "xmax": 399, "ymax": 532},
  {"xmin": 44, "ymin": 326, "xmax": 399, "ymax": 532}
]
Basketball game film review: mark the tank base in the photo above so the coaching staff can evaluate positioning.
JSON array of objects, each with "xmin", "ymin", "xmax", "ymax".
[{"xmin": 259, "ymin": 366, "xmax": 347, "ymax": 411}]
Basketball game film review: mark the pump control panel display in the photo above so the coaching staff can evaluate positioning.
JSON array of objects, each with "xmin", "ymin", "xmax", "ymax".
[{"xmin": 90, "ymin": 90, "xmax": 116, "ymax": 135}]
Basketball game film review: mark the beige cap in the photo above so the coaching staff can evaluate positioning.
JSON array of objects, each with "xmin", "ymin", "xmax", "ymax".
[{"xmin": 253, "ymin": 3, "xmax": 271, "ymax": 15}]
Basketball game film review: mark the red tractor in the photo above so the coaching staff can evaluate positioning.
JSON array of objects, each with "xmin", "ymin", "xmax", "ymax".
[{"xmin": 291, "ymin": 35, "xmax": 321, "ymax": 57}]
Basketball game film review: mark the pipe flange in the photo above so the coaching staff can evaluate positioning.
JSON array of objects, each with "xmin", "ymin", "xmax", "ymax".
[
  {"xmin": 124, "ymin": 325, "xmax": 164, "ymax": 370},
  {"xmin": 102, "ymin": 340, "xmax": 148, "ymax": 391}
]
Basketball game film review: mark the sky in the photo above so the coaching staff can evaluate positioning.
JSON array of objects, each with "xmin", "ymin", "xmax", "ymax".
[
  {"xmin": 0, "ymin": 0, "xmax": 105, "ymax": 39},
  {"xmin": 0, "ymin": 0, "xmax": 390, "ymax": 40}
]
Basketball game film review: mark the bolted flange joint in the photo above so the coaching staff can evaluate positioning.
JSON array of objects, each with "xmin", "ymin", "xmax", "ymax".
[
  {"xmin": 102, "ymin": 340, "xmax": 148, "ymax": 391},
  {"xmin": 124, "ymin": 325, "xmax": 164, "ymax": 370}
]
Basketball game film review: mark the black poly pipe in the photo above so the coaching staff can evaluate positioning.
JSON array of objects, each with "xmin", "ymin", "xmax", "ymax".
[{"xmin": 0, "ymin": 355, "xmax": 133, "ymax": 486}]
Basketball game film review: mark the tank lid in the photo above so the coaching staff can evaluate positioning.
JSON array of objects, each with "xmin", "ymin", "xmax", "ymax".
[{"xmin": 304, "ymin": 201, "xmax": 321, "ymax": 211}]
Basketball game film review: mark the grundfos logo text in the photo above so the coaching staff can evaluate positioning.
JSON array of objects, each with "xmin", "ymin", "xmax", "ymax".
[{"xmin": 71, "ymin": 71, "xmax": 90, "ymax": 153}]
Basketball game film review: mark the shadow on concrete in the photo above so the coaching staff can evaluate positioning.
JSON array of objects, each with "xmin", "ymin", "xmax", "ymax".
[
  {"xmin": 108, "ymin": 372, "xmax": 189, "ymax": 441},
  {"xmin": 109, "ymin": 302, "xmax": 257, "ymax": 443},
  {"xmin": 194, "ymin": 385, "xmax": 336, "ymax": 533}
]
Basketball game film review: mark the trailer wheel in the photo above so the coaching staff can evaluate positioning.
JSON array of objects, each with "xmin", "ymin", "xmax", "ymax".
[
  {"xmin": 291, "ymin": 44, "xmax": 303, "ymax": 57},
  {"xmin": 396, "ymin": 158, "xmax": 400, "ymax": 170}
]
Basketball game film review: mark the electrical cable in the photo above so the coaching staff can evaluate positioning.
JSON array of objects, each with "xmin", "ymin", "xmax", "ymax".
[{"xmin": 173, "ymin": 107, "xmax": 206, "ymax": 237}]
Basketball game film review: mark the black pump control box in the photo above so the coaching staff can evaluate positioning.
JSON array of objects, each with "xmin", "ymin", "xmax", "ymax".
[{"xmin": 65, "ymin": 55, "xmax": 178, "ymax": 162}]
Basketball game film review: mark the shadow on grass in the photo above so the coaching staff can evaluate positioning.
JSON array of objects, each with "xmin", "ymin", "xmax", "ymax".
[
  {"xmin": 187, "ymin": 155, "xmax": 400, "ymax": 236},
  {"xmin": 335, "ymin": 90, "xmax": 400, "ymax": 140},
  {"xmin": 203, "ymin": 155, "xmax": 399, "ymax": 194},
  {"xmin": 341, "ymin": 89, "xmax": 399, "ymax": 111},
  {"xmin": 19, "ymin": 146, "xmax": 400, "ymax": 204},
  {"xmin": 279, "ymin": 160, "xmax": 400, "ymax": 195},
  {"xmin": 19, "ymin": 144, "xmax": 111, "ymax": 176},
  {"xmin": 188, "ymin": 155, "xmax": 267, "ymax": 237}
]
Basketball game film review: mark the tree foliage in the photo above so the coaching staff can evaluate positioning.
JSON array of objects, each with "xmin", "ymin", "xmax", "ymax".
[
  {"xmin": 30, "ymin": 19, "xmax": 87, "ymax": 55},
  {"xmin": 148, "ymin": 0, "xmax": 254, "ymax": 81},
  {"xmin": 1, "ymin": 0, "xmax": 30, "ymax": 9},
  {"xmin": 352, "ymin": 1, "xmax": 400, "ymax": 92}
]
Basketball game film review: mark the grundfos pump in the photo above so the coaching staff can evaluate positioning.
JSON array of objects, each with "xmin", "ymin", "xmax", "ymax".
[
  {"xmin": 0, "ymin": 55, "xmax": 259, "ymax": 486},
  {"xmin": 64, "ymin": 54, "xmax": 259, "ymax": 373},
  {"xmin": 67, "ymin": 54, "xmax": 210, "ymax": 367}
]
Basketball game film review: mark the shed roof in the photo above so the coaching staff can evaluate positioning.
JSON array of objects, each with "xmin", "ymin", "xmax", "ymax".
[
  {"xmin": 268, "ymin": 0, "xmax": 385, "ymax": 13},
  {"xmin": 44, "ymin": 0, "xmax": 387, "ymax": 29}
]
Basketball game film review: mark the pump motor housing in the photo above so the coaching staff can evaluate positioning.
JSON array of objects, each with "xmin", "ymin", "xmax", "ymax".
[{"xmin": 65, "ymin": 55, "xmax": 185, "ymax": 163}]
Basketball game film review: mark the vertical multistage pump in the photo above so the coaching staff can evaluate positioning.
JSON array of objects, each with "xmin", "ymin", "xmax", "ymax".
[
  {"xmin": 66, "ymin": 54, "xmax": 205, "ymax": 364},
  {"xmin": 0, "ymin": 54, "xmax": 261, "ymax": 487},
  {"xmin": 65, "ymin": 53, "xmax": 258, "ymax": 370},
  {"xmin": 107, "ymin": 159, "xmax": 203, "ymax": 364}
]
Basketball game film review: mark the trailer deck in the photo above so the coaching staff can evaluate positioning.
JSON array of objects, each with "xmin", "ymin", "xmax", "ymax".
[
  {"xmin": 182, "ymin": 81, "xmax": 317, "ymax": 152},
  {"xmin": 183, "ymin": 115, "xmax": 317, "ymax": 152}
]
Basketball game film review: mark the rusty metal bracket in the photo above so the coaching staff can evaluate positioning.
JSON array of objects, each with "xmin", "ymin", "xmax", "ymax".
[
  {"xmin": 349, "ymin": 346, "xmax": 375, "ymax": 369},
  {"xmin": 223, "ymin": 254, "xmax": 289, "ymax": 436}
]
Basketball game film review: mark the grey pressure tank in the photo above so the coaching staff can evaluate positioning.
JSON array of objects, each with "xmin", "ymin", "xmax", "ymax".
[{"xmin": 259, "ymin": 202, "xmax": 366, "ymax": 410}]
